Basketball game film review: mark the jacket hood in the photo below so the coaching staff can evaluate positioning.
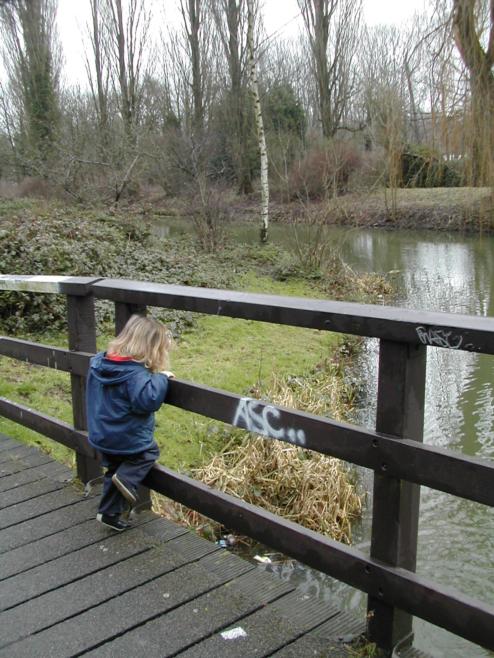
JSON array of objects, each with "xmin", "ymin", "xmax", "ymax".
[{"xmin": 89, "ymin": 352, "xmax": 144, "ymax": 385}]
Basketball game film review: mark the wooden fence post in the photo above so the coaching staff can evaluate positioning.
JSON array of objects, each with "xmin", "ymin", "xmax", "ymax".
[
  {"xmin": 67, "ymin": 289, "xmax": 100, "ymax": 484},
  {"xmin": 367, "ymin": 340, "xmax": 427, "ymax": 654},
  {"xmin": 114, "ymin": 301, "xmax": 152, "ymax": 511}
]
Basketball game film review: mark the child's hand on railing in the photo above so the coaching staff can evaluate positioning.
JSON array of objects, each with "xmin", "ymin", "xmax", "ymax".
[{"xmin": 161, "ymin": 370, "xmax": 176, "ymax": 379}]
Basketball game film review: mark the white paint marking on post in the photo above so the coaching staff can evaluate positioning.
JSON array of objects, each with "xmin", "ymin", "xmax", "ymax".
[
  {"xmin": 0, "ymin": 274, "xmax": 72, "ymax": 293},
  {"xmin": 28, "ymin": 275, "xmax": 72, "ymax": 283},
  {"xmin": 221, "ymin": 627, "xmax": 247, "ymax": 640}
]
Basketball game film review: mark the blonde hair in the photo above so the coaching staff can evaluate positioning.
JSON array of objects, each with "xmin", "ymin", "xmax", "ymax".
[{"xmin": 107, "ymin": 315, "xmax": 171, "ymax": 373}]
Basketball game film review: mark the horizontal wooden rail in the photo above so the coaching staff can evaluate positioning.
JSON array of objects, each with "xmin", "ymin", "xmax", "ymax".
[
  {"xmin": 1, "ymin": 338, "xmax": 494, "ymax": 507},
  {"xmin": 0, "ymin": 398, "xmax": 96, "ymax": 459},
  {"xmin": 146, "ymin": 463, "xmax": 494, "ymax": 650},
  {"xmin": 0, "ymin": 337, "xmax": 90, "ymax": 376},
  {"xmin": 166, "ymin": 380, "xmax": 494, "ymax": 508},
  {"xmin": 92, "ymin": 278, "xmax": 494, "ymax": 354},
  {"xmin": 2, "ymin": 274, "xmax": 494, "ymax": 353}
]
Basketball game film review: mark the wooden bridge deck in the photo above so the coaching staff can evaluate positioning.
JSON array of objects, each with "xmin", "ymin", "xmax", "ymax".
[{"xmin": 0, "ymin": 434, "xmax": 368, "ymax": 658}]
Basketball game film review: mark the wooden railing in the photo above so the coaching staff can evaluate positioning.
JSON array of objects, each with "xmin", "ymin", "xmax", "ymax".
[{"xmin": 0, "ymin": 274, "xmax": 493, "ymax": 654}]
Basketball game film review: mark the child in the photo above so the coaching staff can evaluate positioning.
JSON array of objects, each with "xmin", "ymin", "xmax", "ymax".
[{"xmin": 86, "ymin": 314, "xmax": 174, "ymax": 531}]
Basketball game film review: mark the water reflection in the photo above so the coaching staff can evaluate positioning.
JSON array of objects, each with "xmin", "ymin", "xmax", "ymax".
[
  {"xmin": 152, "ymin": 218, "xmax": 494, "ymax": 656},
  {"xmin": 341, "ymin": 229, "xmax": 494, "ymax": 657}
]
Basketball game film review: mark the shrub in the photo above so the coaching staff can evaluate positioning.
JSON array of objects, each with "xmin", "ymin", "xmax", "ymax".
[
  {"xmin": 0, "ymin": 203, "xmax": 238, "ymax": 333},
  {"xmin": 188, "ymin": 188, "xmax": 230, "ymax": 252},
  {"xmin": 400, "ymin": 145, "xmax": 463, "ymax": 188},
  {"xmin": 289, "ymin": 140, "xmax": 362, "ymax": 200},
  {"xmin": 264, "ymin": 83, "xmax": 306, "ymax": 137}
]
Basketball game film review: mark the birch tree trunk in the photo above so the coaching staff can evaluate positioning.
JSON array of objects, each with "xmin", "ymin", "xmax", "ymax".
[{"xmin": 246, "ymin": 0, "xmax": 269, "ymax": 243}]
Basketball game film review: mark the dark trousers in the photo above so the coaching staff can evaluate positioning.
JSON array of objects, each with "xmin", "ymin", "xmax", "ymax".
[{"xmin": 98, "ymin": 442, "xmax": 160, "ymax": 516}]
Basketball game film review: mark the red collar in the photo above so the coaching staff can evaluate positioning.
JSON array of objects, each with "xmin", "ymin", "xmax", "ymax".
[{"xmin": 106, "ymin": 353, "xmax": 134, "ymax": 362}]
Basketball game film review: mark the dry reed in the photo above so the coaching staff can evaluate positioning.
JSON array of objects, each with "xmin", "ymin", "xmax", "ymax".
[{"xmin": 154, "ymin": 352, "xmax": 364, "ymax": 545}]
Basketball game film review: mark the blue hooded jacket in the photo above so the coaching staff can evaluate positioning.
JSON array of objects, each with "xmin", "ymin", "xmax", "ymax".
[{"xmin": 86, "ymin": 352, "xmax": 169, "ymax": 455}]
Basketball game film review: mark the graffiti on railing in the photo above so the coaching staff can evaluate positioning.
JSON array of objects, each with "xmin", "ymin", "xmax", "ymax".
[
  {"xmin": 415, "ymin": 325, "xmax": 471, "ymax": 350},
  {"xmin": 232, "ymin": 397, "xmax": 306, "ymax": 447}
]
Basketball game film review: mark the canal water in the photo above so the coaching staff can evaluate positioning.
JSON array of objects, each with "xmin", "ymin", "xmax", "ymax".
[
  {"xmin": 153, "ymin": 218, "xmax": 494, "ymax": 657},
  {"xmin": 324, "ymin": 228, "xmax": 494, "ymax": 657}
]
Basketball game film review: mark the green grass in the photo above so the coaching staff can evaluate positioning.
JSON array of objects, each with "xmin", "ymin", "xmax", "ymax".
[
  {"xmin": 0, "ymin": 358, "xmax": 76, "ymax": 466},
  {"xmin": 339, "ymin": 186, "xmax": 491, "ymax": 209},
  {"xmin": 0, "ymin": 273, "xmax": 341, "ymax": 472}
]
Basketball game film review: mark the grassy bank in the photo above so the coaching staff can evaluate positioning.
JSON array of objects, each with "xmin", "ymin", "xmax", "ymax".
[
  {"xmin": 226, "ymin": 187, "xmax": 493, "ymax": 233},
  {"xmin": 331, "ymin": 187, "xmax": 494, "ymax": 232}
]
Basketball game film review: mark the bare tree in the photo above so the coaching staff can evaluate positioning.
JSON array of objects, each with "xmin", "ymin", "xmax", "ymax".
[
  {"xmin": 180, "ymin": 0, "xmax": 204, "ymax": 135},
  {"xmin": 164, "ymin": 0, "xmax": 218, "ymax": 137},
  {"xmin": 211, "ymin": 0, "xmax": 254, "ymax": 194},
  {"xmin": 298, "ymin": 0, "xmax": 362, "ymax": 138},
  {"xmin": 0, "ymin": 0, "xmax": 61, "ymax": 166},
  {"xmin": 451, "ymin": 0, "xmax": 494, "ymax": 184},
  {"xmin": 105, "ymin": 0, "xmax": 152, "ymax": 142},
  {"xmin": 85, "ymin": 0, "xmax": 110, "ymax": 144},
  {"xmin": 417, "ymin": 5, "xmax": 469, "ymax": 160}
]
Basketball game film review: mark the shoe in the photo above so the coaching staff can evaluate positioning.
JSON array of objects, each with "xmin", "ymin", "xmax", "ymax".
[
  {"xmin": 111, "ymin": 474, "xmax": 138, "ymax": 505},
  {"xmin": 96, "ymin": 513, "xmax": 131, "ymax": 532}
]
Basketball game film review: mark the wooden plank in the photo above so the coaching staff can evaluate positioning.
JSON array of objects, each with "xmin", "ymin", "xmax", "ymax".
[
  {"xmin": 269, "ymin": 635, "xmax": 350, "ymax": 658},
  {"xmin": 0, "ymin": 541, "xmax": 239, "ymax": 657},
  {"xmin": 0, "ymin": 531, "xmax": 206, "ymax": 647},
  {"xmin": 271, "ymin": 611, "xmax": 366, "ymax": 658},
  {"xmin": 177, "ymin": 589, "xmax": 340, "ymax": 658},
  {"xmin": 0, "ymin": 275, "xmax": 100, "ymax": 296},
  {"xmin": 0, "ymin": 518, "xmax": 184, "ymax": 607},
  {"xmin": 400, "ymin": 648, "xmax": 433, "ymax": 658},
  {"xmin": 67, "ymin": 292, "xmax": 100, "ymax": 483},
  {"xmin": 2, "ymin": 351, "xmax": 494, "ymax": 507},
  {"xmin": 0, "ymin": 436, "xmax": 22, "ymax": 451},
  {"xmin": 0, "ymin": 450, "xmax": 53, "ymax": 476},
  {"xmin": 270, "ymin": 589, "xmax": 340, "ymax": 627},
  {"xmin": 0, "ymin": 487, "xmax": 84, "ymax": 530},
  {"xmin": 115, "ymin": 301, "xmax": 147, "ymax": 332},
  {"xmin": 0, "ymin": 444, "xmax": 38, "ymax": 465},
  {"xmin": 0, "ymin": 497, "xmax": 97, "ymax": 553},
  {"xmin": 0, "ymin": 461, "xmax": 69, "ymax": 493},
  {"xmin": 145, "ymin": 464, "xmax": 494, "ymax": 650},
  {"xmin": 313, "ymin": 610, "xmax": 366, "ymax": 640},
  {"xmin": 83, "ymin": 566, "xmax": 291, "ymax": 658},
  {"xmin": 266, "ymin": 612, "xmax": 366, "ymax": 658},
  {"xmin": 4, "ymin": 276, "xmax": 494, "ymax": 354},
  {"xmin": 0, "ymin": 398, "xmax": 96, "ymax": 458},
  {"xmin": 0, "ymin": 477, "xmax": 65, "ymax": 510},
  {"xmin": 92, "ymin": 278, "xmax": 494, "ymax": 354},
  {"xmin": 0, "ymin": 337, "xmax": 90, "ymax": 376}
]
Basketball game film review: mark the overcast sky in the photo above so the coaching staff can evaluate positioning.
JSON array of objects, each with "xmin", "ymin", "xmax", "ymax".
[{"xmin": 53, "ymin": 0, "xmax": 427, "ymax": 85}]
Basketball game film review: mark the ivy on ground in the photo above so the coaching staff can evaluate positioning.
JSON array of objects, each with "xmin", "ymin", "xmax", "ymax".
[{"xmin": 0, "ymin": 204, "xmax": 240, "ymax": 333}]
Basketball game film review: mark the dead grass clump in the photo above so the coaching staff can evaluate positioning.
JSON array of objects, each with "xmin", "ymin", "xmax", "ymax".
[
  {"xmin": 195, "ymin": 435, "xmax": 362, "ymax": 544},
  {"xmin": 154, "ymin": 361, "xmax": 363, "ymax": 545}
]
